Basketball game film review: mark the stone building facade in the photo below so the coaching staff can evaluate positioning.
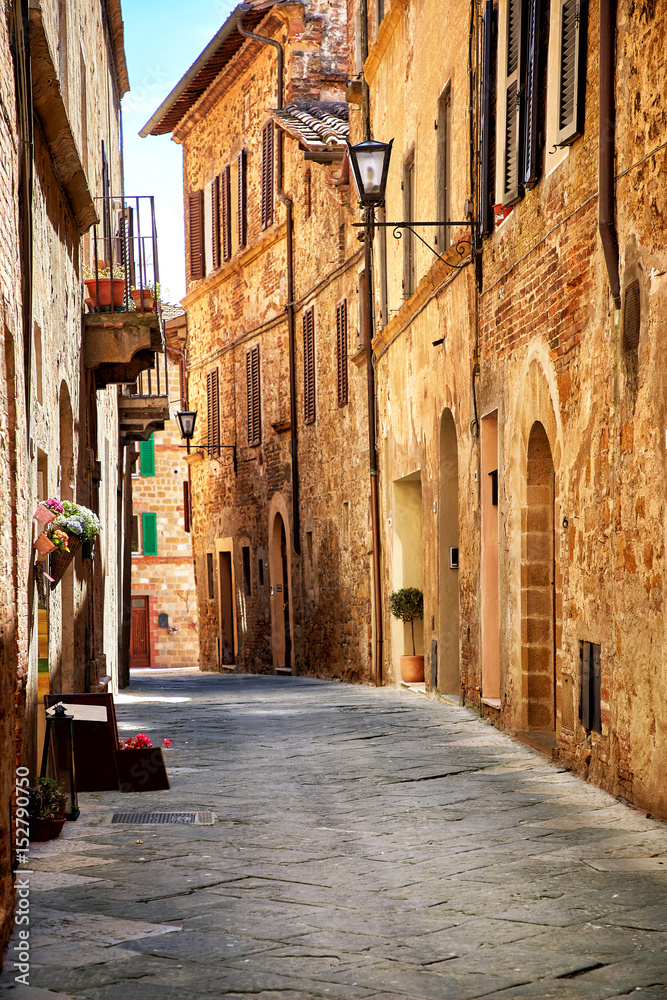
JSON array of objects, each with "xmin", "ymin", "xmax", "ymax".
[{"xmin": 143, "ymin": 0, "xmax": 375, "ymax": 680}]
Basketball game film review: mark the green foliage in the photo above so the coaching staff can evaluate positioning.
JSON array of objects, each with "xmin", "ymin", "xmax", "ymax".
[
  {"xmin": 388, "ymin": 588, "xmax": 424, "ymax": 624},
  {"xmin": 29, "ymin": 777, "xmax": 67, "ymax": 821}
]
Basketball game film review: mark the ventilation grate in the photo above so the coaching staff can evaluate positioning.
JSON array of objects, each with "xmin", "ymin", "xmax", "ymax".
[{"xmin": 112, "ymin": 811, "xmax": 216, "ymax": 826}]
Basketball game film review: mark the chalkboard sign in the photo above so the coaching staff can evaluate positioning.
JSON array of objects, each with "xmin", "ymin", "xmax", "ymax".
[{"xmin": 44, "ymin": 693, "xmax": 119, "ymax": 791}]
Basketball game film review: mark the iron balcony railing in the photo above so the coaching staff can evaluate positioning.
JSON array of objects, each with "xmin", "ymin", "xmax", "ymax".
[{"xmin": 120, "ymin": 354, "xmax": 170, "ymax": 401}]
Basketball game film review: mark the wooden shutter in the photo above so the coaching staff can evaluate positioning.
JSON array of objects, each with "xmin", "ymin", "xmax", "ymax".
[
  {"xmin": 238, "ymin": 149, "xmax": 247, "ymax": 248},
  {"xmin": 211, "ymin": 177, "xmax": 221, "ymax": 269},
  {"xmin": 188, "ymin": 190, "xmax": 205, "ymax": 280},
  {"xmin": 183, "ymin": 480, "xmax": 190, "ymax": 533},
  {"xmin": 221, "ymin": 166, "xmax": 232, "ymax": 262},
  {"xmin": 303, "ymin": 308, "xmax": 316, "ymax": 425},
  {"xmin": 336, "ymin": 300, "xmax": 348, "ymax": 408},
  {"xmin": 206, "ymin": 368, "xmax": 220, "ymax": 457},
  {"xmin": 179, "ymin": 357, "xmax": 188, "ymax": 409},
  {"xmin": 523, "ymin": 0, "xmax": 542, "ymax": 187},
  {"xmin": 261, "ymin": 121, "xmax": 274, "ymax": 230},
  {"xmin": 555, "ymin": 0, "xmax": 588, "ymax": 146},
  {"xmin": 142, "ymin": 512, "xmax": 158, "ymax": 556},
  {"xmin": 502, "ymin": 0, "xmax": 526, "ymax": 206},
  {"xmin": 479, "ymin": 1, "xmax": 496, "ymax": 235},
  {"xmin": 246, "ymin": 346, "xmax": 261, "ymax": 446},
  {"xmin": 139, "ymin": 434, "xmax": 155, "ymax": 477}
]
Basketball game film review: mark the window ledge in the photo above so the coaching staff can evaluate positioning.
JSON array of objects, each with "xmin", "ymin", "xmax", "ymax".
[{"xmin": 481, "ymin": 697, "xmax": 501, "ymax": 709}]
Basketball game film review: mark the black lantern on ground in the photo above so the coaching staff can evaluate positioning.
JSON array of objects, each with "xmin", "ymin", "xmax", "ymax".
[
  {"xmin": 347, "ymin": 138, "xmax": 393, "ymax": 206},
  {"xmin": 176, "ymin": 409, "xmax": 197, "ymax": 439}
]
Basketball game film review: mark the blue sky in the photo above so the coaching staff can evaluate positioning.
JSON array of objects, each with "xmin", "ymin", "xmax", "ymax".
[{"xmin": 121, "ymin": 0, "xmax": 238, "ymax": 302}]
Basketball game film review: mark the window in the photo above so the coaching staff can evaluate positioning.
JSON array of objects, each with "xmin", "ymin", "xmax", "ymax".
[
  {"xmin": 221, "ymin": 165, "xmax": 232, "ymax": 262},
  {"xmin": 211, "ymin": 176, "xmax": 221, "ymax": 269},
  {"xmin": 258, "ymin": 556, "xmax": 264, "ymax": 586},
  {"xmin": 437, "ymin": 85, "xmax": 451, "ymax": 252},
  {"xmin": 403, "ymin": 152, "xmax": 415, "ymax": 298},
  {"xmin": 261, "ymin": 121, "xmax": 274, "ymax": 230},
  {"xmin": 336, "ymin": 300, "xmax": 348, "ymax": 407},
  {"xmin": 206, "ymin": 368, "xmax": 220, "ymax": 458},
  {"xmin": 139, "ymin": 434, "xmax": 155, "ymax": 477},
  {"xmin": 183, "ymin": 480, "xmax": 191, "ymax": 533},
  {"xmin": 238, "ymin": 150, "xmax": 247, "ymax": 249},
  {"xmin": 554, "ymin": 0, "xmax": 587, "ymax": 147},
  {"xmin": 246, "ymin": 346, "xmax": 261, "ymax": 446},
  {"xmin": 207, "ymin": 552, "xmax": 215, "ymax": 599},
  {"xmin": 131, "ymin": 514, "xmax": 140, "ymax": 553},
  {"xmin": 141, "ymin": 512, "xmax": 158, "ymax": 556},
  {"xmin": 479, "ymin": 1, "xmax": 498, "ymax": 235},
  {"xmin": 242, "ymin": 546, "xmax": 251, "ymax": 596},
  {"xmin": 303, "ymin": 307, "xmax": 316, "ymax": 425},
  {"xmin": 188, "ymin": 190, "xmax": 205, "ymax": 279},
  {"xmin": 581, "ymin": 641, "xmax": 601, "ymax": 733}
]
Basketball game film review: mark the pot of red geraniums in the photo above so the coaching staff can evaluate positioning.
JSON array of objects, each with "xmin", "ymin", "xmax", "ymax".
[
  {"xmin": 82, "ymin": 262, "xmax": 126, "ymax": 311},
  {"xmin": 28, "ymin": 777, "xmax": 68, "ymax": 841},
  {"xmin": 389, "ymin": 587, "xmax": 425, "ymax": 683},
  {"xmin": 114, "ymin": 733, "xmax": 171, "ymax": 793}
]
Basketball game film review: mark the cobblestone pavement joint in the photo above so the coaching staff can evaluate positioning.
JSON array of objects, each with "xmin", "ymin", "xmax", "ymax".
[{"xmin": 2, "ymin": 669, "xmax": 667, "ymax": 999}]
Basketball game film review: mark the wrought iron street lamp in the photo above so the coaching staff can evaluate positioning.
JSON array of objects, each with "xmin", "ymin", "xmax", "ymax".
[
  {"xmin": 175, "ymin": 409, "xmax": 237, "ymax": 474},
  {"xmin": 347, "ymin": 138, "xmax": 393, "ymax": 207}
]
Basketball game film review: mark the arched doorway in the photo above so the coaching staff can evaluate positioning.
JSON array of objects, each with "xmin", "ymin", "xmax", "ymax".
[
  {"xmin": 439, "ymin": 409, "xmax": 459, "ymax": 694},
  {"xmin": 522, "ymin": 421, "xmax": 555, "ymax": 730},
  {"xmin": 269, "ymin": 512, "xmax": 292, "ymax": 672}
]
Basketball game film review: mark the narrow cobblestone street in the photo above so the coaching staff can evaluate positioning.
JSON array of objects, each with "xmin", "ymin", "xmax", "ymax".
[{"xmin": 2, "ymin": 670, "xmax": 667, "ymax": 1000}]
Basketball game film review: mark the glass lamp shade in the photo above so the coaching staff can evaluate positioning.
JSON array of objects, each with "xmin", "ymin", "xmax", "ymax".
[
  {"xmin": 176, "ymin": 410, "xmax": 197, "ymax": 439},
  {"xmin": 347, "ymin": 138, "xmax": 393, "ymax": 206}
]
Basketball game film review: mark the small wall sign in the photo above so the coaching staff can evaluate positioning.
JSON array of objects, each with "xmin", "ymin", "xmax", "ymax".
[{"xmin": 158, "ymin": 613, "xmax": 169, "ymax": 628}]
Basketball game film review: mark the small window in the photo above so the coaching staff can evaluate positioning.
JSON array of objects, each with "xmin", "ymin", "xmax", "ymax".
[
  {"xmin": 437, "ymin": 85, "xmax": 451, "ymax": 252},
  {"xmin": 139, "ymin": 434, "xmax": 155, "ymax": 477},
  {"xmin": 336, "ymin": 300, "xmax": 348, "ymax": 407},
  {"xmin": 580, "ymin": 641, "xmax": 601, "ymax": 733},
  {"xmin": 246, "ymin": 346, "xmax": 261, "ymax": 446},
  {"xmin": 188, "ymin": 190, "xmax": 205, "ymax": 280},
  {"xmin": 258, "ymin": 557, "xmax": 264, "ymax": 586},
  {"xmin": 303, "ymin": 307, "xmax": 316, "ymax": 425},
  {"xmin": 489, "ymin": 469, "xmax": 498, "ymax": 505},
  {"xmin": 261, "ymin": 121, "xmax": 274, "ymax": 230},
  {"xmin": 183, "ymin": 481, "xmax": 191, "ymax": 533},
  {"xmin": 238, "ymin": 149, "xmax": 247, "ymax": 248},
  {"xmin": 207, "ymin": 368, "xmax": 220, "ymax": 458},
  {"xmin": 141, "ymin": 512, "xmax": 158, "ymax": 556},
  {"xmin": 211, "ymin": 175, "xmax": 221, "ymax": 269},
  {"xmin": 221, "ymin": 165, "xmax": 232, "ymax": 262},
  {"xmin": 131, "ymin": 514, "xmax": 140, "ymax": 553},
  {"xmin": 207, "ymin": 553, "xmax": 215, "ymax": 600},
  {"xmin": 242, "ymin": 546, "xmax": 251, "ymax": 596}
]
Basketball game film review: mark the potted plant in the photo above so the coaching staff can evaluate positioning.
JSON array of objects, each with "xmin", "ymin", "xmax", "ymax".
[
  {"xmin": 114, "ymin": 733, "xmax": 171, "ymax": 793},
  {"xmin": 28, "ymin": 777, "xmax": 67, "ymax": 841},
  {"xmin": 82, "ymin": 262, "xmax": 126, "ymax": 310},
  {"xmin": 130, "ymin": 282, "xmax": 159, "ymax": 312},
  {"xmin": 389, "ymin": 587, "xmax": 425, "ymax": 682},
  {"xmin": 49, "ymin": 501, "xmax": 101, "ymax": 583}
]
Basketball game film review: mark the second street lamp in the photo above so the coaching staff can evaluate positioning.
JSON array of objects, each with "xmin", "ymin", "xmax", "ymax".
[{"xmin": 175, "ymin": 409, "xmax": 237, "ymax": 474}]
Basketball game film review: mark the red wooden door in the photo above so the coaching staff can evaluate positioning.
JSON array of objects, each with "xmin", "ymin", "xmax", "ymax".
[{"xmin": 130, "ymin": 597, "xmax": 150, "ymax": 668}]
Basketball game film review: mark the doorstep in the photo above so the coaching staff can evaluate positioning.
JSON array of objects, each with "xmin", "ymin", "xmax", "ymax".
[
  {"xmin": 513, "ymin": 729, "xmax": 558, "ymax": 759},
  {"xmin": 400, "ymin": 681, "xmax": 427, "ymax": 696}
]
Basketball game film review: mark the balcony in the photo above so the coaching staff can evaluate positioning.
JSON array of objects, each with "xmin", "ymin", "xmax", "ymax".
[
  {"xmin": 83, "ymin": 195, "xmax": 164, "ymax": 389},
  {"xmin": 119, "ymin": 361, "xmax": 171, "ymax": 445}
]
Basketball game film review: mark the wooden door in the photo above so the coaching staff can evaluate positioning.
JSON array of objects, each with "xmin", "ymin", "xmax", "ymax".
[{"xmin": 130, "ymin": 597, "xmax": 150, "ymax": 668}]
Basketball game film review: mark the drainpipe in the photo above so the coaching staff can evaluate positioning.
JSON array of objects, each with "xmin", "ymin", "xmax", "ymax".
[
  {"xmin": 238, "ymin": 12, "xmax": 301, "ymax": 555},
  {"xmin": 359, "ymin": 0, "xmax": 383, "ymax": 684},
  {"xmin": 599, "ymin": 0, "xmax": 620, "ymax": 308}
]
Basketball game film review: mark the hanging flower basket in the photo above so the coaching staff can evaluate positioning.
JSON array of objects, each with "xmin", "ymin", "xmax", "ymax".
[
  {"xmin": 35, "ymin": 532, "xmax": 57, "ymax": 556},
  {"xmin": 49, "ymin": 537, "xmax": 80, "ymax": 589}
]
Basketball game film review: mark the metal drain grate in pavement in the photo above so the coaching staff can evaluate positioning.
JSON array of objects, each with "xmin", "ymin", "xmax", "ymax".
[{"xmin": 111, "ymin": 811, "xmax": 216, "ymax": 826}]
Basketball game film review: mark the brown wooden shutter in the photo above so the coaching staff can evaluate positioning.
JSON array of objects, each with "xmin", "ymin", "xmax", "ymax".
[
  {"xmin": 188, "ymin": 190, "xmax": 205, "ymax": 280},
  {"xmin": 179, "ymin": 357, "xmax": 188, "ymax": 409},
  {"xmin": 206, "ymin": 368, "xmax": 220, "ymax": 457},
  {"xmin": 303, "ymin": 308, "xmax": 316, "ymax": 425},
  {"xmin": 502, "ymin": 0, "xmax": 526, "ymax": 206},
  {"xmin": 246, "ymin": 346, "xmax": 261, "ymax": 446},
  {"xmin": 221, "ymin": 166, "xmax": 232, "ymax": 262},
  {"xmin": 523, "ymin": 0, "xmax": 542, "ymax": 188},
  {"xmin": 555, "ymin": 0, "xmax": 588, "ymax": 146},
  {"xmin": 336, "ymin": 300, "xmax": 348, "ymax": 408},
  {"xmin": 261, "ymin": 121, "xmax": 274, "ymax": 230},
  {"xmin": 238, "ymin": 149, "xmax": 247, "ymax": 248},
  {"xmin": 211, "ymin": 176, "xmax": 221, "ymax": 270},
  {"xmin": 479, "ymin": 0, "xmax": 497, "ymax": 235},
  {"xmin": 183, "ymin": 480, "xmax": 191, "ymax": 533}
]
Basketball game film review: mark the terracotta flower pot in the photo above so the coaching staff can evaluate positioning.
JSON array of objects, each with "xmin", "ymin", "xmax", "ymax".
[
  {"xmin": 85, "ymin": 277, "xmax": 125, "ymax": 309},
  {"xmin": 49, "ymin": 536, "xmax": 80, "ymax": 589},
  {"xmin": 131, "ymin": 288, "xmax": 155, "ymax": 312},
  {"xmin": 49, "ymin": 817, "xmax": 67, "ymax": 839},
  {"xmin": 33, "ymin": 504, "xmax": 56, "ymax": 526},
  {"xmin": 35, "ymin": 532, "xmax": 57, "ymax": 556},
  {"xmin": 400, "ymin": 654, "xmax": 425, "ymax": 683},
  {"xmin": 114, "ymin": 747, "xmax": 170, "ymax": 793},
  {"xmin": 29, "ymin": 818, "xmax": 53, "ymax": 842}
]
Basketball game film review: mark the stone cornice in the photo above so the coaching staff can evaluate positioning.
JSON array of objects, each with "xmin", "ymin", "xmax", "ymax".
[{"xmin": 364, "ymin": 0, "xmax": 410, "ymax": 87}]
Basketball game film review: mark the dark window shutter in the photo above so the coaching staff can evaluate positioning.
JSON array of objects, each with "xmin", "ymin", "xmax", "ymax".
[
  {"xmin": 523, "ymin": 0, "xmax": 542, "ymax": 188},
  {"xmin": 206, "ymin": 368, "xmax": 220, "ymax": 458},
  {"xmin": 142, "ymin": 512, "xmax": 158, "ymax": 556},
  {"xmin": 336, "ymin": 300, "xmax": 348, "ymax": 407},
  {"xmin": 183, "ymin": 480, "xmax": 191, "ymax": 533},
  {"xmin": 139, "ymin": 434, "xmax": 155, "ymax": 477},
  {"xmin": 221, "ymin": 166, "xmax": 232, "ymax": 262},
  {"xmin": 211, "ymin": 176, "xmax": 221, "ymax": 270},
  {"xmin": 246, "ymin": 346, "xmax": 261, "ymax": 446},
  {"xmin": 479, "ymin": 0, "xmax": 497, "ymax": 235},
  {"xmin": 303, "ymin": 308, "xmax": 316, "ymax": 425},
  {"xmin": 261, "ymin": 121, "xmax": 274, "ymax": 230},
  {"xmin": 502, "ymin": 0, "xmax": 526, "ymax": 206},
  {"xmin": 555, "ymin": 0, "xmax": 588, "ymax": 146},
  {"xmin": 581, "ymin": 640, "xmax": 602, "ymax": 733},
  {"xmin": 188, "ymin": 190, "xmax": 205, "ymax": 280},
  {"xmin": 238, "ymin": 149, "xmax": 247, "ymax": 248},
  {"xmin": 179, "ymin": 357, "xmax": 188, "ymax": 409}
]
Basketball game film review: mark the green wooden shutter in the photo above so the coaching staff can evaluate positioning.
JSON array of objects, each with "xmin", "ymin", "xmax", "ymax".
[
  {"xmin": 142, "ymin": 512, "xmax": 158, "ymax": 556},
  {"xmin": 139, "ymin": 434, "xmax": 155, "ymax": 476}
]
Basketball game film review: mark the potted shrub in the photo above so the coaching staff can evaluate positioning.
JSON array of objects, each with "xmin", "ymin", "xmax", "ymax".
[
  {"xmin": 82, "ymin": 262, "xmax": 126, "ymax": 310},
  {"xmin": 389, "ymin": 587, "xmax": 425, "ymax": 682},
  {"xmin": 130, "ymin": 282, "xmax": 159, "ymax": 312},
  {"xmin": 114, "ymin": 733, "xmax": 171, "ymax": 793},
  {"xmin": 28, "ymin": 777, "xmax": 67, "ymax": 841}
]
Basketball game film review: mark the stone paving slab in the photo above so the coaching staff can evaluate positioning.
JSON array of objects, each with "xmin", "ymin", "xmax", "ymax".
[{"xmin": 2, "ymin": 671, "xmax": 667, "ymax": 999}]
